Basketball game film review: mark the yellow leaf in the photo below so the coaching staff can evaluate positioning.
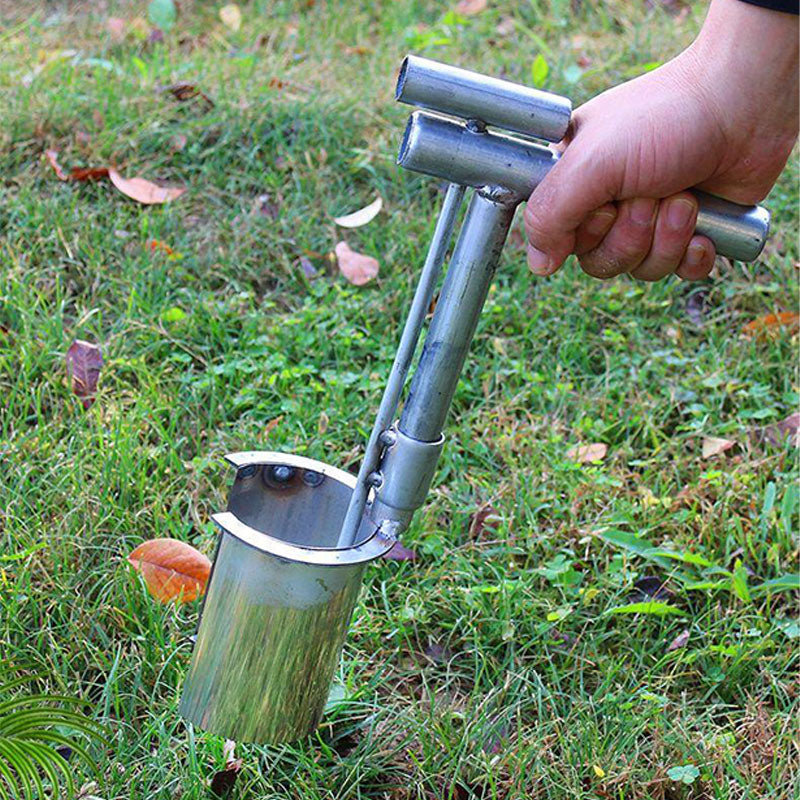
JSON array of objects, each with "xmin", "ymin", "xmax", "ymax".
[
  {"xmin": 593, "ymin": 765, "xmax": 606, "ymax": 778},
  {"xmin": 219, "ymin": 3, "xmax": 242, "ymax": 31}
]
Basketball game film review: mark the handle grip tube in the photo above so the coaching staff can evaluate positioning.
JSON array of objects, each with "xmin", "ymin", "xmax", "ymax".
[{"xmin": 399, "ymin": 111, "xmax": 770, "ymax": 262}]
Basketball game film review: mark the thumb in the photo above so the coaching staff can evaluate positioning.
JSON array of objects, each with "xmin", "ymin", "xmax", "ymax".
[{"xmin": 523, "ymin": 141, "xmax": 617, "ymax": 275}]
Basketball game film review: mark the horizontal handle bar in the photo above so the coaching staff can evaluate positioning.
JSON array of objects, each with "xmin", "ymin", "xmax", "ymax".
[
  {"xmin": 396, "ymin": 54, "xmax": 572, "ymax": 144},
  {"xmin": 398, "ymin": 112, "xmax": 770, "ymax": 263}
]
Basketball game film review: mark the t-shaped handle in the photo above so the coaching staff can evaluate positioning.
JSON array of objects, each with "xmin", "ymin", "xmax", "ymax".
[{"xmin": 397, "ymin": 56, "xmax": 770, "ymax": 263}]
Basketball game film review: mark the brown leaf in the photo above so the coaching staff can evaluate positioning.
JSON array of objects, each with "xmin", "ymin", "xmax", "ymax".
[
  {"xmin": 45, "ymin": 150, "xmax": 68, "ymax": 180},
  {"xmin": 45, "ymin": 150, "xmax": 109, "ymax": 182},
  {"xmin": 666, "ymin": 629, "xmax": 690, "ymax": 652},
  {"xmin": 66, "ymin": 340, "xmax": 103, "ymax": 409},
  {"xmin": 209, "ymin": 758, "xmax": 242, "ymax": 797},
  {"xmin": 108, "ymin": 168, "xmax": 185, "ymax": 205},
  {"xmin": 455, "ymin": 0, "xmax": 487, "ymax": 15},
  {"xmin": 383, "ymin": 541, "xmax": 417, "ymax": 561},
  {"xmin": 567, "ymin": 443, "xmax": 607, "ymax": 463},
  {"xmin": 106, "ymin": 17, "xmax": 127, "ymax": 41},
  {"xmin": 742, "ymin": 311, "xmax": 799, "ymax": 338},
  {"xmin": 468, "ymin": 504, "xmax": 500, "ymax": 540},
  {"xmin": 161, "ymin": 82, "xmax": 215, "ymax": 108},
  {"xmin": 127, "ymin": 538, "xmax": 211, "ymax": 604},
  {"xmin": 334, "ymin": 242, "xmax": 379, "ymax": 286},
  {"xmin": 763, "ymin": 413, "xmax": 800, "ymax": 448},
  {"xmin": 298, "ymin": 256, "xmax": 318, "ymax": 280},
  {"xmin": 701, "ymin": 436, "xmax": 736, "ymax": 459},
  {"xmin": 344, "ymin": 44, "xmax": 372, "ymax": 56}
]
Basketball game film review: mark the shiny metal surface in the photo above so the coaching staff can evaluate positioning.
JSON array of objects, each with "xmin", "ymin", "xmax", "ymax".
[
  {"xmin": 399, "ymin": 110, "xmax": 556, "ymax": 201},
  {"xmin": 370, "ymin": 426, "xmax": 445, "ymax": 529},
  {"xmin": 694, "ymin": 190, "xmax": 771, "ymax": 263},
  {"xmin": 400, "ymin": 191, "xmax": 517, "ymax": 443},
  {"xmin": 337, "ymin": 183, "xmax": 466, "ymax": 548},
  {"xmin": 179, "ymin": 452, "xmax": 394, "ymax": 744},
  {"xmin": 396, "ymin": 54, "xmax": 572, "ymax": 143},
  {"xmin": 399, "ymin": 111, "xmax": 770, "ymax": 262}
]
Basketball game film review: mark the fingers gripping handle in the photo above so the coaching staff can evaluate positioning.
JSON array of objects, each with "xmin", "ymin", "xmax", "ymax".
[{"xmin": 398, "ymin": 111, "xmax": 770, "ymax": 262}]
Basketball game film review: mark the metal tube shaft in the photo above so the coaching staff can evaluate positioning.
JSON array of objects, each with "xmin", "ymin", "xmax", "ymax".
[
  {"xmin": 396, "ymin": 54, "xmax": 572, "ymax": 143},
  {"xmin": 399, "ymin": 190, "xmax": 517, "ymax": 443},
  {"xmin": 336, "ymin": 183, "xmax": 466, "ymax": 548},
  {"xmin": 399, "ymin": 111, "xmax": 771, "ymax": 262}
]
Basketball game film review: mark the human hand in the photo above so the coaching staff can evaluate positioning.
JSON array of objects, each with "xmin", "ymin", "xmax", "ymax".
[{"xmin": 523, "ymin": 0, "xmax": 799, "ymax": 282}]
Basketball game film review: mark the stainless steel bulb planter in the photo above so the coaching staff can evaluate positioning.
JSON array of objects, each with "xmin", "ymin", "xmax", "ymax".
[{"xmin": 180, "ymin": 54, "xmax": 771, "ymax": 744}]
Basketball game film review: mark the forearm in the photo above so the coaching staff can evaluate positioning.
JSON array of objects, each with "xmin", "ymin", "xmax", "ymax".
[{"xmin": 692, "ymin": 0, "xmax": 799, "ymax": 141}]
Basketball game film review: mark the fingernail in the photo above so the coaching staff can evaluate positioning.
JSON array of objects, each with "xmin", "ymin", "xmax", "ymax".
[
  {"xmin": 686, "ymin": 241, "xmax": 707, "ymax": 268},
  {"xmin": 527, "ymin": 245, "xmax": 552, "ymax": 275},
  {"xmin": 667, "ymin": 197, "xmax": 695, "ymax": 230},
  {"xmin": 586, "ymin": 210, "xmax": 616, "ymax": 236},
  {"xmin": 630, "ymin": 198, "xmax": 655, "ymax": 225}
]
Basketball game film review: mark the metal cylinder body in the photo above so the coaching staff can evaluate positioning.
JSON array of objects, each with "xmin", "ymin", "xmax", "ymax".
[
  {"xmin": 399, "ymin": 111, "xmax": 770, "ymax": 262},
  {"xmin": 396, "ymin": 54, "xmax": 572, "ymax": 143},
  {"xmin": 179, "ymin": 453, "xmax": 394, "ymax": 744},
  {"xmin": 399, "ymin": 191, "xmax": 517, "ymax": 443}
]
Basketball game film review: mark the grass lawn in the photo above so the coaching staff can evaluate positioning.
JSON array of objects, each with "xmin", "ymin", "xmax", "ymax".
[{"xmin": 1, "ymin": 1, "xmax": 798, "ymax": 798}]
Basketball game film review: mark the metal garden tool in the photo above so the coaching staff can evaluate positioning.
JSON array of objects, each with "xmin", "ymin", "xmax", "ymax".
[{"xmin": 179, "ymin": 55, "xmax": 770, "ymax": 744}]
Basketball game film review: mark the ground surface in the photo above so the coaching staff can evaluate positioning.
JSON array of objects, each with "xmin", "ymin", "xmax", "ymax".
[{"xmin": 0, "ymin": 1, "xmax": 798, "ymax": 798}]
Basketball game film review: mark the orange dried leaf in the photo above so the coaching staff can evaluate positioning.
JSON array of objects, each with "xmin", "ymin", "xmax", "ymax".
[
  {"xmin": 109, "ymin": 168, "xmax": 185, "ymax": 205},
  {"xmin": 742, "ymin": 311, "xmax": 799, "ymax": 337},
  {"xmin": 567, "ymin": 443, "xmax": 607, "ymax": 463},
  {"xmin": 127, "ymin": 538, "xmax": 211, "ymax": 604},
  {"xmin": 147, "ymin": 239, "xmax": 174, "ymax": 255},
  {"xmin": 334, "ymin": 241, "xmax": 379, "ymax": 286}
]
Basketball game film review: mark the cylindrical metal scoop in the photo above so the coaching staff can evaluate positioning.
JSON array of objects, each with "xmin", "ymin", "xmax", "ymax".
[{"xmin": 180, "ymin": 55, "xmax": 771, "ymax": 745}]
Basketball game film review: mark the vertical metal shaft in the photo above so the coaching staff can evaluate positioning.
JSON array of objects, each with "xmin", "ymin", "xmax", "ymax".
[
  {"xmin": 336, "ymin": 183, "xmax": 466, "ymax": 548},
  {"xmin": 399, "ymin": 190, "xmax": 517, "ymax": 444}
]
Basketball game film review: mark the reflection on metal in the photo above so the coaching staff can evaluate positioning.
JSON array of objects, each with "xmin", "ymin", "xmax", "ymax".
[{"xmin": 179, "ymin": 452, "xmax": 394, "ymax": 744}]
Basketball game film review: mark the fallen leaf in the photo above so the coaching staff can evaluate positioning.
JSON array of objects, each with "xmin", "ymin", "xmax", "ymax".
[
  {"xmin": 702, "ymin": 436, "xmax": 736, "ymax": 459},
  {"xmin": 46, "ymin": 149, "xmax": 68, "ymax": 180},
  {"xmin": 334, "ymin": 242, "xmax": 379, "ymax": 286},
  {"xmin": 468, "ymin": 504, "xmax": 500, "ymax": 540},
  {"xmin": 383, "ymin": 541, "xmax": 417, "ymax": 561},
  {"xmin": 593, "ymin": 765, "xmax": 606, "ymax": 779},
  {"xmin": 148, "ymin": 0, "xmax": 177, "ymax": 31},
  {"xmin": 686, "ymin": 289, "xmax": 709, "ymax": 327},
  {"xmin": 567, "ymin": 443, "xmax": 607, "ymax": 463},
  {"xmin": 219, "ymin": 4, "xmax": 242, "ymax": 31},
  {"xmin": 108, "ymin": 168, "xmax": 185, "ymax": 205},
  {"xmin": 209, "ymin": 758, "xmax": 242, "ymax": 797},
  {"xmin": 423, "ymin": 641, "xmax": 453, "ymax": 664},
  {"xmin": 127, "ymin": 538, "xmax": 211, "ymax": 603},
  {"xmin": 66, "ymin": 340, "xmax": 103, "ymax": 409},
  {"xmin": 161, "ymin": 82, "xmax": 214, "ymax": 108},
  {"xmin": 455, "ymin": 0, "xmax": 487, "ymax": 15},
  {"xmin": 46, "ymin": 150, "xmax": 110, "ymax": 182},
  {"xmin": 148, "ymin": 28, "xmax": 165, "ymax": 44},
  {"xmin": 106, "ymin": 17, "xmax": 127, "ymax": 41},
  {"xmin": 742, "ymin": 311, "xmax": 799, "ymax": 338},
  {"xmin": 333, "ymin": 196, "xmax": 383, "ymax": 228},
  {"xmin": 344, "ymin": 44, "xmax": 372, "ymax": 56},
  {"xmin": 763, "ymin": 413, "xmax": 800, "ymax": 448},
  {"xmin": 298, "ymin": 256, "xmax": 318, "ymax": 280},
  {"xmin": 666, "ymin": 629, "xmax": 690, "ymax": 651}
]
